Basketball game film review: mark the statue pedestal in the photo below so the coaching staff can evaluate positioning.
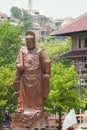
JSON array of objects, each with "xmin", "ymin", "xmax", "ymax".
[{"xmin": 11, "ymin": 111, "xmax": 49, "ymax": 128}]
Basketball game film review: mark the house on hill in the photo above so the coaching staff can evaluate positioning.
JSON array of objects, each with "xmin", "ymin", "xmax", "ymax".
[
  {"xmin": 52, "ymin": 12, "xmax": 87, "ymax": 79},
  {"xmin": 0, "ymin": 12, "xmax": 8, "ymax": 22}
]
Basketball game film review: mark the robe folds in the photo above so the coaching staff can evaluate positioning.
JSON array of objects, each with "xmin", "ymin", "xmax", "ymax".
[{"xmin": 14, "ymin": 46, "xmax": 51, "ymax": 113}]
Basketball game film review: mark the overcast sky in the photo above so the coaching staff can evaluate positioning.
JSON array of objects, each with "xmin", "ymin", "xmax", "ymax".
[{"xmin": 0, "ymin": 0, "xmax": 87, "ymax": 19}]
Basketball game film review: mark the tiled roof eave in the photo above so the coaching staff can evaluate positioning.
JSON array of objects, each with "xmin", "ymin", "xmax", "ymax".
[
  {"xmin": 51, "ymin": 13, "xmax": 87, "ymax": 36},
  {"xmin": 59, "ymin": 50, "xmax": 87, "ymax": 59},
  {"xmin": 59, "ymin": 55, "xmax": 87, "ymax": 59},
  {"xmin": 52, "ymin": 30, "xmax": 87, "ymax": 36}
]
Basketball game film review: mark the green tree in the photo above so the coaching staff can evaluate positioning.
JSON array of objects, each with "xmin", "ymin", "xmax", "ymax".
[
  {"xmin": 0, "ymin": 21, "xmax": 23, "ymax": 128},
  {"xmin": 22, "ymin": 9, "xmax": 32, "ymax": 31},
  {"xmin": 0, "ymin": 64, "xmax": 17, "ymax": 129},
  {"xmin": 37, "ymin": 39, "xmax": 71, "ymax": 66},
  {"xmin": 10, "ymin": 7, "xmax": 32, "ymax": 31},
  {"xmin": 0, "ymin": 21, "xmax": 23, "ymax": 66},
  {"xmin": 0, "ymin": 64, "xmax": 16, "ymax": 110},
  {"xmin": 45, "ymin": 63, "xmax": 84, "ymax": 129},
  {"xmin": 10, "ymin": 6, "xmax": 22, "ymax": 19},
  {"xmin": 0, "ymin": 21, "xmax": 23, "ymax": 110}
]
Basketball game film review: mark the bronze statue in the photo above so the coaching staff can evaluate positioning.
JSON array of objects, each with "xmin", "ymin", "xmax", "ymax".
[{"xmin": 11, "ymin": 31, "xmax": 51, "ymax": 128}]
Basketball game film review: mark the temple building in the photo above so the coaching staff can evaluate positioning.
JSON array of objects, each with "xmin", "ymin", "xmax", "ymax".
[{"xmin": 52, "ymin": 13, "xmax": 87, "ymax": 80}]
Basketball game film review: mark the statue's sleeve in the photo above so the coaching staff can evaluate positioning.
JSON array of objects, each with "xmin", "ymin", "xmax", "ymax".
[
  {"xmin": 16, "ymin": 47, "xmax": 24, "ymax": 76},
  {"xmin": 39, "ymin": 49, "xmax": 51, "ymax": 101},
  {"xmin": 13, "ymin": 48, "xmax": 24, "ymax": 96},
  {"xmin": 16, "ymin": 48, "xmax": 24, "ymax": 69},
  {"xmin": 40, "ymin": 50, "xmax": 51, "ymax": 75}
]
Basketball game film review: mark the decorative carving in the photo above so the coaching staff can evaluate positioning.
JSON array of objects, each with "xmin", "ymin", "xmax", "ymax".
[{"xmin": 12, "ymin": 111, "xmax": 49, "ymax": 128}]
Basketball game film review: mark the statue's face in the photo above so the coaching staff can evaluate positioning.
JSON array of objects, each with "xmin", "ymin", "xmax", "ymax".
[{"xmin": 25, "ymin": 36, "xmax": 35, "ymax": 50}]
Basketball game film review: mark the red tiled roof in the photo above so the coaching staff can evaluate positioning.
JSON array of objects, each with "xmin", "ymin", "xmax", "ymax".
[
  {"xmin": 59, "ymin": 50, "xmax": 87, "ymax": 59},
  {"xmin": 51, "ymin": 13, "xmax": 87, "ymax": 36}
]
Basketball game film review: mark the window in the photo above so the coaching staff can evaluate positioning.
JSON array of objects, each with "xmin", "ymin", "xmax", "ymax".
[
  {"xmin": 79, "ymin": 38, "xmax": 81, "ymax": 48},
  {"xmin": 79, "ymin": 37, "xmax": 87, "ymax": 48},
  {"xmin": 84, "ymin": 59, "xmax": 87, "ymax": 68},
  {"xmin": 85, "ymin": 64, "xmax": 87, "ymax": 68},
  {"xmin": 84, "ymin": 38, "xmax": 87, "ymax": 47}
]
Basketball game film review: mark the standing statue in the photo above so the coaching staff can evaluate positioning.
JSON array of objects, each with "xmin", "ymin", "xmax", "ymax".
[{"xmin": 11, "ymin": 31, "xmax": 51, "ymax": 128}]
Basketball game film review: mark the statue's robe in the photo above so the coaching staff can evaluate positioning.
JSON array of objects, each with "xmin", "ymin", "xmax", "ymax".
[{"xmin": 14, "ymin": 46, "xmax": 51, "ymax": 114}]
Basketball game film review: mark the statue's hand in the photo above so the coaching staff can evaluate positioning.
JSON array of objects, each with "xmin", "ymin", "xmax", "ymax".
[
  {"xmin": 43, "ymin": 74, "xmax": 51, "ymax": 79},
  {"xmin": 17, "ymin": 64, "xmax": 25, "ymax": 72}
]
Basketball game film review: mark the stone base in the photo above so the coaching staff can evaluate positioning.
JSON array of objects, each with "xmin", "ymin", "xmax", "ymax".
[{"xmin": 11, "ymin": 111, "xmax": 49, "ymax": 128}]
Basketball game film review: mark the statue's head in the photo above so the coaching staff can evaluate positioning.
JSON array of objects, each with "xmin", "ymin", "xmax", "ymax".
[{"xmin": 25, "ymin": 31, "xmax": 36, "ymax": 50}]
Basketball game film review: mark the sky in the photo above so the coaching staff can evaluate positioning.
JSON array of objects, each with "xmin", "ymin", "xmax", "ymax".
[{"xmin": 0, "ymin": 0, "xmax": 87, "ymax": 19}]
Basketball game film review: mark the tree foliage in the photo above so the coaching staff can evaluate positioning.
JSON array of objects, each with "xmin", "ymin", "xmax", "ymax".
[
  {"xmin": 0, "ymin": 21, "xmax": 23, "ymax": 66},
  {"xmin": 10, "ymin": 7, "xmax": 22, "ymax": 19},
  {"xmin": 0, "ymin": 64, "xmax": 16, "ymax": 109},
  {"xmin": 0, "ymin": 64, "xmax": 17, "ymax": 123},
  {"xmin": 10, "ymin": 7, "xmax": 32, "ymax": 31},
  {"xmin": 46, "ymin": 64, "xmax": 83, "ymax": 113},
  {"xmin": 22, "ymin": 9, "xmax": 32, "ymax": 31},
  {"xmin": 37, "ymin": 38, "xmax": 71, "ymax": 66},
  {"xmin": 0, "ymin": 22, "xmax": 23, "ymax": 119}
]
